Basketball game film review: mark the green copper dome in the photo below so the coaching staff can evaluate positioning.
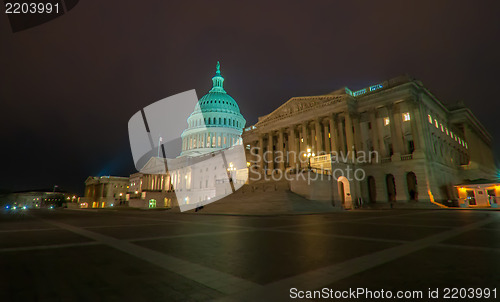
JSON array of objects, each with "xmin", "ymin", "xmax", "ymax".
[
  {"xmin": 180, "ymin": 62, "xmax": 246, "ymax": 157},
  {"xmin": 193, "ymin": 61, "xmax": 241, "ymax": 114}
]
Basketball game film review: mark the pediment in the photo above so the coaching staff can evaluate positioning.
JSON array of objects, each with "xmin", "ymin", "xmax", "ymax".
[
  {"xmin": 140, "ymin": 157, "xmax": 168, "ymax": 174},
  {"xmin": 256, "ymin": 93, "xmax": 346, "ymax": 126}
]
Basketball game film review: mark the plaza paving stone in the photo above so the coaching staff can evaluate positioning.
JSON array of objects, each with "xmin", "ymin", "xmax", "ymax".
[
  {"xmin": 90, "ymin": 221, "xmax": 240, "ymax": 240},
  {"xmin": 136, "ymin": 230, "xmax": 397, "ymax": 284},
  {"xmin": 313, "ymin": 246, "xmax": 500, "ymax": 301},
  {"xmin": 0, "ymin": 244, "xmax": 222, "ymax": 302},
  {"xmin": 442, "ymin": 228, "xmax": 500, "ymax": 249},
  {"xmin": 282, "ymin": 221, "xmax": 449, "ymax": 241},
  {"xmin": 0, "ymin": 208, "xmax": 498, "ymax": 301}
]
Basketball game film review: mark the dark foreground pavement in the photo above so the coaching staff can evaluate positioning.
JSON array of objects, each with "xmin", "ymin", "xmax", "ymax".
[{"xmin": 0, "ymin": 208, "xmax": 498, "ymax": 301}]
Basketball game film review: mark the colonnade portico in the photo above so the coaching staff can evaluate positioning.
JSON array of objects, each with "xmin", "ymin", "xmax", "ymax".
[
  {"xmin": 251, "ymin": 111, "xmax": 369, "ymax": 174},
  {"xmin": 242, "ymin": 75, "xmax": 496, "ymax": 206}
]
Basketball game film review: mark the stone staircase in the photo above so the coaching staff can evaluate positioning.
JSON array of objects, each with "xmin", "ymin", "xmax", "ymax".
[{"xmin": 190, "ymin": 179, "xmax": 338, "ymax": 215}]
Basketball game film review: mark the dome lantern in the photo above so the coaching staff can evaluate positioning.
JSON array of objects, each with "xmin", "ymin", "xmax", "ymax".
[{"xmin": 210, "ymin": 61, "xmax": 225, "ymax": 93}]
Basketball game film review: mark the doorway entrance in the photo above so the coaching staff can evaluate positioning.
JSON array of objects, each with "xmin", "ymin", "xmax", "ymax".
[
  {"xmin": 386, "ymin": 174, "xmax": 396, "ymax": 202},
  {"xmin": 338, "ymin": 176, "xmax": 352, "ymax": 209},
  {"xmin": 406, "ymin": 172, "xmax": 418, "ymax": 201}
]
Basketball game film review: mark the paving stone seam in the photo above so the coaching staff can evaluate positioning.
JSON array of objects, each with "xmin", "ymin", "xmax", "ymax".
[
  {"xmin": 41, "ymin": 219, "xmax": 262, "ymax": 295},
  {"xmin": 213, "ymin": 215, "xmax": 499, "ymax": 302}
]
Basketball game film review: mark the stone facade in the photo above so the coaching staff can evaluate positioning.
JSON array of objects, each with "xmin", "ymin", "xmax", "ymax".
[
  {"xmin": 242, "ymin": 75, "xmax": 496, "ymax": 207},
  {"xmin": 455, "ymin": 180, "xmax": 499, "ymax": 208},
  {"xmin": 81, "ymin": 176, "xmax": 129, "ymax": 208}
]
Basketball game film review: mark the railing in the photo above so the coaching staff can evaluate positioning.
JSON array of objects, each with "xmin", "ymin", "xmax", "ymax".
[
  {"xmin": 401, "ymin": 154, "xmax": 413, "ymax": 161},
  {"xmin": 215, "ymin": 178, "xmax": 246, "ymax": 185}
]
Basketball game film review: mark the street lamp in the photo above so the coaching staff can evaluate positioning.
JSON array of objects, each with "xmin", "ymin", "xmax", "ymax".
[
  {"xmin": 227, "ymin": 162, "xmax": 236, "ymax": 183},
  {"xmin": 302, "ymin": 147, "xmax": 315, "ymax": 170}
]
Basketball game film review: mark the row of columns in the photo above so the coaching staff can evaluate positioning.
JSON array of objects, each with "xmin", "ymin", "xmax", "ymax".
[
  {"xmin": 142, "ymin": 174, "xmax": 172, "ymax": 192},
  {"xmin": 251, "ymin": 100, "xmax": 423, "ymax": 173},
  {"xmin": 183, "ymin": 132, "xmax": 240, "ymax": 151}
]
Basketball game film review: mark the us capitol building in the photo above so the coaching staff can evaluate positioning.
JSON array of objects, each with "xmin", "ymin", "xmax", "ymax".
[
  {"xmin": 82, "ymin": 65, "xmax": 497, "ymax": 210},
  {"xmin": 243, "ymin": 75, "xmax": 496, "ymax": 208},
  {"xmin": 83, "ymin": 62, "xmax": 248, "ymax": 210}
]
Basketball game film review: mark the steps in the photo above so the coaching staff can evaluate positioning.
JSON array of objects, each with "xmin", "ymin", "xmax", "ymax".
[{"xmin": 190, "ymin": 180, "xmax": 338, "ymax": 215}]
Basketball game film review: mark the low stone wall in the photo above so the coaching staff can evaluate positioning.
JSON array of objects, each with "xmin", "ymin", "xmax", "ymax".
[{"xmin": 289, "ymin": 172, "xmax": 335, "ymax": 201}]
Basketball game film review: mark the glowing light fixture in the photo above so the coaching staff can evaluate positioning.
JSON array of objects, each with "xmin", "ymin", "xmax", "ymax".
[{"xmin": 402, "ymin": 112, "xmax": 410, "ymax": 121}]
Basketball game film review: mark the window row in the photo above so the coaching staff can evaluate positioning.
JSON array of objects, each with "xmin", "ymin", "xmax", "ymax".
[
  {"xmin": 383, "ymin": 112, "xmax": 411, "ymax": 126},
  {"xmin": 428, "ymin": 114, "xmax": 468, "ymax": 149},
  {"xmin": 188, "ymin": 117, "xmax": 241, "ymax": 128},
  {"xmin": 200, "ymin": 99, "xmax": 237, "ymax": 108}
]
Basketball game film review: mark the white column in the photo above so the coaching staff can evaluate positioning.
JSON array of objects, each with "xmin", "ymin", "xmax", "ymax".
[
  {"xmin": 277, "ymin": 129, "xmax": 285, "ymax": 171},
  {"xmin": 337, "ymin": 116, "xmax": 346, "ymax": 154},
  {"xmin": 329, "ymin": 114, "xmax": 338, "ymax": 153},
  {"xmin": 345, "ymin": 114, "xmax": 355, "ymax": 158},
  {"xmin": 323, "ymin": 120, "xmax": 330, "ymax": 153},
  {"xmin": 288, "ymin": 126, "xmax": 297, "ymax": 167},
  {"xmin": 267, "ymin": 133, "xmax": 274, "ymax": 172},
  {"xmin": 258, "ymin": 135, "xmax": 265, "ymax": 172},
  {"xmin": 301, "ymin": 122, "xmax": 308, "ymax": 153},
  {"xmin": 315, "ymin": 119, "xmax": 323, "ymax": 154}
]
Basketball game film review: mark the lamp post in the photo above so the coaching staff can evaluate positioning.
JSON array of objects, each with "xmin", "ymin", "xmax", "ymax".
[
  {"xmin": 303, "ymin": 147, "xmax": 315, "ymax": 171},
  {"xmin": 227, "ymin": 162, "xmax": 236, "ymax": 182}
]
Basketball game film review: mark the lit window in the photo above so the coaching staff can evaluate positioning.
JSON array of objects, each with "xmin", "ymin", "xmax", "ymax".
[
  {"xmin": 450, "ymin": 131, "xmax": 453, "ymax": 138},
  {"xmin": 384, "ymin": 117, "xmax": 390, "ymax": 126},
  {"xmin": 465, "ymin": 142, "xmax": 468, "ymax": 149},
  {"xmin": 440, "ymin": 124, "xmax": 444, "ymax": 132},
  {"xmin": 428, "ymin": 114, "xmax": 432, "ymax": 123},
  {"xmin": 445, "ymin": 128, "xmax": 449, "ymax": 135},
  {"xmin": 402, "ymin": 112, "xmax": 410, "ymax": 121},
  {"xmin": 454, "ymin": 135, "xmax": 457, "ymax": 141},
  {"xmin": 328, "ymin": 132, "xmax": 331, "ymax": 138},
  {"xmin": 434, "ymin": 119, "xmax": 439, "ymax": 128}
]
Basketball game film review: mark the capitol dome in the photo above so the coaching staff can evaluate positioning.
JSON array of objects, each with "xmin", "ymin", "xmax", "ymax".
[{"xmin": 181, "ymin": 62, "xmax": 246, "ymax": 156}]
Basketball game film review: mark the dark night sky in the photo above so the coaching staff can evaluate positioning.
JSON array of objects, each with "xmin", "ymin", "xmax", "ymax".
[{"xmin": 1, "ymin": 1, "xmax": 499, "ymax": 194}]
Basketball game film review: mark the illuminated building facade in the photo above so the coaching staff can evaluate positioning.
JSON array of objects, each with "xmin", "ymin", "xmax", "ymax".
[
  {"xmin": 81, "ymin": 176, "xmax": 129, "ymax": 208},
  {"xmin": 125, "ymin": 62, "xmax": 247, "ymax": 209},
  {"xmin": 455, "ymin": 179, "xmax": 499, "ymax": 208},
  {"xmin": 243, "ymin": 75, "xmax": 496, "ymax": 208},
  {"xmin": 3, "ymin": 189, "xmax": 77, "ymax": 208}
]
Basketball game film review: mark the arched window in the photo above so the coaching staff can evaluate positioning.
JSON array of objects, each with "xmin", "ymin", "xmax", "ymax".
[
  {"xmin": 219, "ymin": 118, "xmax": 221, "ymax": 125},
  {"xmin": 224, "ymin": 118, "xmax": 227, "ymax": 125}
]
